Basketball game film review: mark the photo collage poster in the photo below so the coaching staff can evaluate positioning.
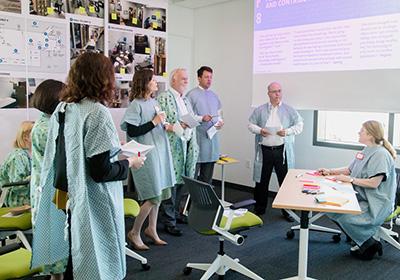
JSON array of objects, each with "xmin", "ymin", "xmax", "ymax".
[{"xmin": 0, "ymin": 0, "xmax": 167, "ymax": 109}]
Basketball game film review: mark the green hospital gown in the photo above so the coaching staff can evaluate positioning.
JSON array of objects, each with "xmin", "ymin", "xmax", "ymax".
[
  {"xmin": 0, "ymin": 148, "xmax": 31, "ymax": 207},
  {"xmin": 32, "ymin": 99, "xmax": 126, "ymax": 279},
  {"xmin": 30, "ymin": 112, "xmax": 67, "ymax": 274}
]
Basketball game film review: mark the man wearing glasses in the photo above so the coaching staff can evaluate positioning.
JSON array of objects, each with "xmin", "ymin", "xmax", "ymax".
[{"xmin": 248, "ymin": 82, "xmax": 303, "ymax": 221}]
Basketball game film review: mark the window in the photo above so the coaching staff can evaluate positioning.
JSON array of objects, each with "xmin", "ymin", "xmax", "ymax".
[{"xmin": 314, "ymin": 111, "xmax": 391, "ymax": 150}]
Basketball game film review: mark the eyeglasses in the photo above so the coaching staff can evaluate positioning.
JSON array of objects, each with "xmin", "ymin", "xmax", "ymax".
[{"xmin": 268, "ymin": 89, "xmax": 281, "ymax": 94}]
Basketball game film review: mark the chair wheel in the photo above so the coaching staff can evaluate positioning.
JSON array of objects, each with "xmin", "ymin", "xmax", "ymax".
[
  {"xmin": 332, "ymin": 234, "xmax": 341, "ymax": 243},
  {"xmin": 183, "ymin": 267, "xmax": 192, "ymax": 275},
  {"xmin": 141, "ymin": 263, "xmax": 150, "ymax": 271},
  {"xmin": 286, "ymin": 230, "xmax": 295, "ymax": 239}
]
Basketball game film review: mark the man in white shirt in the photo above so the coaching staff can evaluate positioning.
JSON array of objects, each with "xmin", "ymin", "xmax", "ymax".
[
  {"xmin": 157, "ymin": 68, "xmax": 199, "ymax": 236},
  {"xmin": 248, "ymin": 82, "xmax": 303, "ymax": 220}
]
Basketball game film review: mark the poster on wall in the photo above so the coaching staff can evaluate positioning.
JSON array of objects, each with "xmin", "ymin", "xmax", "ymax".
[
  {"xmin": 66, "ymin": 0, "xmax": 105, "ymax": 18},
  {"xmin": 0, "ymin": 0, "xmax": 21, "ymax": 14},
  {"xmin": 69, "ymin": 18, "xmax": 105, "ymax": 65},
  {"xmin": 0, "ymin": 13, "xmax": 68, "ymax": 79},
  {"xmin": 29, "ymin": 0, "xmax": 67, "ymax": 19}
]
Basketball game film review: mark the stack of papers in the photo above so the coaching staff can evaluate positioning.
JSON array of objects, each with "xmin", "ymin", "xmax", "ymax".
[
  {"xmin": 180, "ymin": 113, "xmax": 200, "ymax": 128},
  {"xmin": 315, "ymin": 194, "xmax": 349, "ymax": 207},
  {"xmin": 121, "ymin": 139, "xmax": 154, "ymax": 157}
]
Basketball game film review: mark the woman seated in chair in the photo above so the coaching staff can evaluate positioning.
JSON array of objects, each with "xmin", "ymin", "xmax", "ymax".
[
  {"xmin": 0, "ymin": 121, "xmax": 34, "ymax": 207},
  {"xmin": 318, "ymin": 120, "xmax": 397, "ymax": 260}
]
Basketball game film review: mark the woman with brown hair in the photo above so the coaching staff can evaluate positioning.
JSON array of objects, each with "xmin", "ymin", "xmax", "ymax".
[
  {"xmin": 319, "ymin": 120, "xmax": 397, "ymax": 260},
  {"xmin": 31, "ymin": 53, "xmax": 144, "ymax": 279},
  {"xmin": 121, "ymin": 69, "xmax": 176, "ymax": 250}
]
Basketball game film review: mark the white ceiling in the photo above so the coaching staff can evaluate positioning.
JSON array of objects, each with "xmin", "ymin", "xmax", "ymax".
[{"xmin": 171, "ymin": 0, "xmax": 233, "ymax": 9}]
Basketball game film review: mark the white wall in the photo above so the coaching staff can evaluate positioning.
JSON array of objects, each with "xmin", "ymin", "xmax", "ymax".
[
  {"xmin": 193, "ymin": 0, "xmax": 257, "ymax": 187},
  {"xmin": 192, "ymin": 0, "xmax": 399, "ymax": 190}
]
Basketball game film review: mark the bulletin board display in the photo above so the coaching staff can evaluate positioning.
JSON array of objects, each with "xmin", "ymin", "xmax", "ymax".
[{"xmin": 0, "ymin": 0, "xmax": 168, "ymax": 109}]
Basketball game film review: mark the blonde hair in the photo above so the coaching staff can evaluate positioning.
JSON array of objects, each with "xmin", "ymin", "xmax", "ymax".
[
  {"xmin": 363, "ymin": 120, "xmax": 397, "ymax": 159},
  {"xmin": 13, "ymin": 121, "xmax": 34, "ymax": 149}
]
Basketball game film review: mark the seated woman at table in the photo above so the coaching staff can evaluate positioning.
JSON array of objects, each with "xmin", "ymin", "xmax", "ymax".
[
  {"xmin": 318, "ymin": 120, "xmax": 397, "ymax": 260},
  {"xmin": 0, "ymin": 121, "xmax": 34, "ymax": 207}
]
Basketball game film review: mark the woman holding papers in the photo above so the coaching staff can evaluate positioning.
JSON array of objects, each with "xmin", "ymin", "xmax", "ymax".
[
  {"xmin": 121, "ymin": 69, "xmax": 176, "ymax": 250},
  {"xmin": 31, "ymin": 53, "xmax": 144, "ymax": 280},
  {"xmin": 318, "ymin": 120, "xmax": 397, "ymax": 260}
]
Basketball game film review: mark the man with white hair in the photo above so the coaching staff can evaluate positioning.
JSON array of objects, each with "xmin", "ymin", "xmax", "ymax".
[{"xmin": 157, "ymin": 68, "xmax": 199, "ymax": 236}]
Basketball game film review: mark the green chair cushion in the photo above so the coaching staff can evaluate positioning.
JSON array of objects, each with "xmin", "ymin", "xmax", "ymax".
[
  {"xmin": 201, "ymin": 211, "xmax": 263, "ymax": 235},
  {"xmin": 124, "ymin": 198, "xmax": 140, "ymax": 217},
  {"xmin": 0, "ymin": 248, "xmax": 41, "ymax": 279},
  {"xmin": 385, "ymin": 206, "xmax": 400, "ymax": 222},
  {"xmin": 0, "ymin": 208, "xmax": 32, "ymax": 231}
]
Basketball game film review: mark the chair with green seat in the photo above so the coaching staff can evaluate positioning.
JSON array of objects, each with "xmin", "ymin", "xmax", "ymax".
[
  {"xmin": 123, "ymin": 198, "xmax": 150, "ymax": 270},
  {"xmin": 0, "ymin": 243, "xmax": 41, "ymax": 280},
  {"xmin": 0, "ymin": 180, "xmax": 32, "ymax": 250},
  {"xmin": 182, "ymin": 176, "xmax": 264, "ymax": 280},
  {"xmin": 375, "ymin": 168, "xmax": 400, "ymax": 251}
]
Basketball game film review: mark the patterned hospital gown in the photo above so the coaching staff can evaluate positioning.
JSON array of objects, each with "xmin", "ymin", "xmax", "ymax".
[
  {"xmin": 30, "ymin": 112, "xmax": 68, "ymax": 274},
  {"xmin": 32, "ymin": 99, "xmax": 126, "ymax": 280},
  {"xmin": 0, "ymin": 148, "xmax": 31, "ymax": 207}
]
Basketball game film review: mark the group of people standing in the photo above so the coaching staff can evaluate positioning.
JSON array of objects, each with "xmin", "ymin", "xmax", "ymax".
[{"xmin": 0, "ymin": 51, "xmax": 398, "ymax": 279}]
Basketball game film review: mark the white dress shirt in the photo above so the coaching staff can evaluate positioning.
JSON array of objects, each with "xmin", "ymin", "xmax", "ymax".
[{"xmin": 248, "ymin": 102, "xmax": 284, "ymax": 146}]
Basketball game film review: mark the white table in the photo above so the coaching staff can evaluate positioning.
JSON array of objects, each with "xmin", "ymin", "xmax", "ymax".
[{"xmin": 272, "ymin": 169, "xmax": 361, "ymax": 280}]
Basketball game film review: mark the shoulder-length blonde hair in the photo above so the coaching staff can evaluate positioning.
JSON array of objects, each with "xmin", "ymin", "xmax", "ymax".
[
  {"xmin": 363, "ymin": 120, "xmax": 397, "ymax": 159},
  {"xmin": 14, "ymin": 121, "xmax": 34, "ymax": 149}
]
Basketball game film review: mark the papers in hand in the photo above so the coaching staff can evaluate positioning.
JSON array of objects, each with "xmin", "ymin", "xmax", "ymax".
[
  {"xmin": 180, "ymin": 113, "xmax": 200, "ymax": 128},
  {"xmin": 265, "ymin": 126, "xmax": 280, "ymax": 135},
  {"xmin": 121, "ymin": 139, "xmax": 154, "ymax": 157},
  {"xmin": 207, "ymin": 125, "xmax": 218, "ymax": 139}
]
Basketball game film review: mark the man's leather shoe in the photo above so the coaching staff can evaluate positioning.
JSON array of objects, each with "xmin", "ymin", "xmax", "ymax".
[
  {"xmin": 176, "ymin": 216, "xmax": 188, "ymax": 224},
  {"xmin": 164, "ymin": 225, "xmax": 183, "ymax": 236}
]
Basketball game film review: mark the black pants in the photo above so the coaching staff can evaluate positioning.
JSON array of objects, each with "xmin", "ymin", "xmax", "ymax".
[
  {"xmin": 196, "ymin": 162, "xmax": 215, "ymax": 185},
  {"xmin": 254, "ymin": 144, "xmax": 287, "ymax": 212},
  {"xmin": 160, "ymin": 183, "xmax": 187, "ymax": 227}
]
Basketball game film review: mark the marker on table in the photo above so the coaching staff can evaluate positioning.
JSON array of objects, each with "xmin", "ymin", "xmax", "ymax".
[
  {"xmin": 295, "ymin": 173, "xmax": 303, "ymax": 178},
  {"xmin": 137, "ymin": 152, "xmax": 140, "ymax": 157}
]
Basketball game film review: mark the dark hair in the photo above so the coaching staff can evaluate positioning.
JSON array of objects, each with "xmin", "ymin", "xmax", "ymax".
[
  {"xmin": 129, "ymin": 69, "xmax": 154, "ymax": 101},
  {"xmin": 30, "ymin": 79, "xmax": 64, "ymax": 114},
  {"xmin": 197, "ymin": 66, "xmax": 213, "ymax": 78},
  {"xmin": 61, "ymin": 53, "xmax": 115, "ymax": 104}
]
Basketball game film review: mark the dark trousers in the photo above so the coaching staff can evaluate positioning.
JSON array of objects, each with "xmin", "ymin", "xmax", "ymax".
[
  {"xmin": 254, "ymin": 144, "xmax": 287, "ymax": 212},
  {"xmin": 160, "ymin": 183, "xmax": 187, "ymax": 227},
  {"xmin": 196, "ymin": 162, "xmax": 215, "ymax": 185}
]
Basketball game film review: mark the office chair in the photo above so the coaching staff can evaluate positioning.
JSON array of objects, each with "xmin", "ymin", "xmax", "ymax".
[
  {"xmin": 182, "ymin": 176, "xmax": 264, "ymax": 280},
  {"xmin": 124, "ymin": 198, "xmax": 150, "ymax": 270},
  {"xmin": 0, "ymin": 183, "xmax": 39, "ymax": 280},
  {"xmin": 375, "ymin": 168, "xmax": 400, "ymax": 251},
  {"xmin": 0, "ymin": 241, "xmax": 41, "ymax": 279},
  {"xmin": 0, "ymin": 180, "xmax": 32, "ymax": 250}
]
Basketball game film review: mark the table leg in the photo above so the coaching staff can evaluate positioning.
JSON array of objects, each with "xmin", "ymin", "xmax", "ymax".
[
  {"xmin": 284, "ymin": 210, "xmax": 315, "ymax": 280},
  {"xmin": 298, "ymin": 210, "xmax": 310, "ymax": 279},
  {"xmin": 221, "ymin": 164, "xmax": 225, "ymax": 202}
]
